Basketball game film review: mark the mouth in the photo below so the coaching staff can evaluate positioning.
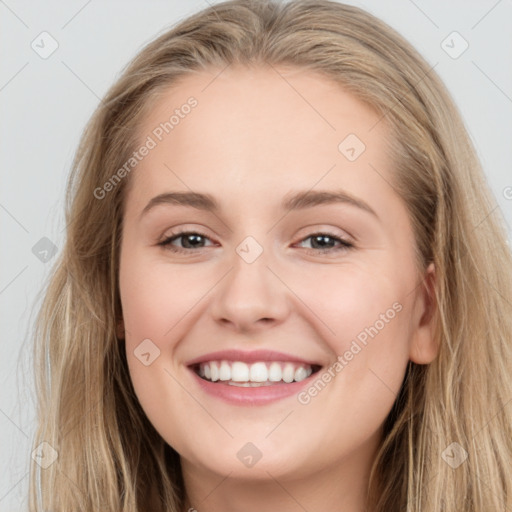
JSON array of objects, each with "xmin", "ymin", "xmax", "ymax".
[
  {"xmin": 185, "ymin": 349, "xmax": 325, "ymax": 405},
  {"xmin": 190, "ymin": 360, "xmax": 322, "ymax": 387}
]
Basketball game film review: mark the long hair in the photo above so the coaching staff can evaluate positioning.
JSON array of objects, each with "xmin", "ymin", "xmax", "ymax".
[{"xmin": 29, "ymin": 1, "xmax": 512, "ymax": 510}]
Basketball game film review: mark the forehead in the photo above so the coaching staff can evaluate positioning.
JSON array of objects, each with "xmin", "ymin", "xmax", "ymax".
[{"xmin": 126, "ymin": 65, "xmax": 396, "ymax": 216}]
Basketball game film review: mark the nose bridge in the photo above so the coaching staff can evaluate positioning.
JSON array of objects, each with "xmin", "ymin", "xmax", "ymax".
[{"xmin": 210, "ymin": 234, "xmax": 289, "ymax": 329}]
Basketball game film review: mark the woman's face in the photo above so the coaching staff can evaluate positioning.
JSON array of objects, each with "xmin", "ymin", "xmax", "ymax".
[{"xmin": 118, "ymin": 65, "xmax": 437, "ymax": 487}]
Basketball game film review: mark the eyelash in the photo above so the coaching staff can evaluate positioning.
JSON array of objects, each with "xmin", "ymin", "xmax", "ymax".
[{"xmin": 157, "ymin": 230, "xmax": 354, "ymax": 255}]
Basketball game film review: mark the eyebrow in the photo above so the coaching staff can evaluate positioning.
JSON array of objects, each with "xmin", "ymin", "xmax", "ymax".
[{"xmin": 139, "ymin": 189, "xmax": 378, "ymax": 220}]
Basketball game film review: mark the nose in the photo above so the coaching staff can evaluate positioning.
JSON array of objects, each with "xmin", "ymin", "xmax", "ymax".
[{"xmin": 209, "ymin": 248, "xmax": 290, "ymax": 334}]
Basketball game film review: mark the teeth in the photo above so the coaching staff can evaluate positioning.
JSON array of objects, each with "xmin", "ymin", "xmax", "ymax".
[
  {"xmin": 196, "ymin": 360, "xmax": 314, "ymax": 385},
  {"xmin": 268, "ymin": 362, "xmax": 282, "ymax": 382},
  {"xmin": 210, "ymin": 361, "xmax": 220, "ymax": 382},
  {"xmin": 231, "ymin": 362, "xmax": 249, "ymax": 382},
  {"xmin": 249, "ymin": 362, "xmax": 268, "ymax": 382},
  {"xmin": 219, "ymin": 361, "xmax": 231, "ymax": 381},
  {"xmin": 282, "ymin": 363, "xmax": 295, "ymax": 383},
  {"xmin": 294, "ymin": 366, "xmax": 309, "ymax": 382}
]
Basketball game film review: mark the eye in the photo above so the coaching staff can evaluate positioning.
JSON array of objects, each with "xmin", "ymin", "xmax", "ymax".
[
  {"xmin": 158, "ymin": 230, "xmax": 353, "ymax": 255},
  {"xmin": 295, "ymin": 232, "xmax": 354, "ymax": 254},
  {"xmin": 158, "ymin": 230, "xmax": 215, "ymax": 253}
]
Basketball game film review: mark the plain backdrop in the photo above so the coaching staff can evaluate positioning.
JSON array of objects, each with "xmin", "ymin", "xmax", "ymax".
[{"xmin": 1, "ymin": 0, "xmax": 511, "ymax": 509}]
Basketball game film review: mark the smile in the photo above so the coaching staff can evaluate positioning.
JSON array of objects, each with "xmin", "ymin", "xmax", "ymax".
[
  {"xmin": 186, "ymin": 349, "xmax": 324, "ymax": 405},
  {"xmin": 193, "ymin": 360, "xmax": 321, "ymax": 386}
]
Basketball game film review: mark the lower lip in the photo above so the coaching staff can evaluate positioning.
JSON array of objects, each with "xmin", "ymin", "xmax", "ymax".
[{"xmin": 188, "ymin": 367, "xmax": 318, "ymax": 406}]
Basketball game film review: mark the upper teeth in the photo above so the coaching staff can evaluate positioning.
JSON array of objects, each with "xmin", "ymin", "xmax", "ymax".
[{"xmin": 197, "ymin": 361, "xmax": 313, "ymax": 384}]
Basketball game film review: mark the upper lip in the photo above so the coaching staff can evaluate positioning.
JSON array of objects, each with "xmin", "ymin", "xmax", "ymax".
[{"xmin": 185, "ymin": 349, "xmax": 322, "ymax": 367}]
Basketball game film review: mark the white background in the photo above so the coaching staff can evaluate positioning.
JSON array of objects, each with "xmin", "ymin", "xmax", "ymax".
[{"xmin": 1, "ymin": 0, "xmax": 511, "ymax": 509}]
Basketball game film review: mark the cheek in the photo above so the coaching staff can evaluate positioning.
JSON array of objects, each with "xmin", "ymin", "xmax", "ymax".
[
  {"xmin": 119, "ymin": 249, "xmax": 211, "ymax": 343},
  {"xmin": 289, "ymin": 267, "xmax": 411, "ymax": 446},
  {"xmin": 118, "ymin": 250, "xmax": 218, "ymax": 417},
  {"xmin": 296, "ymin": 264, "xmax": 411, "ymax": 396},
  {"xmin": 118, "ymin": 251, "xmax": 201, "ymax": 447},
  {"xmin": 298, "ymin": 264, "xmax": 408, "ymax": 349}
]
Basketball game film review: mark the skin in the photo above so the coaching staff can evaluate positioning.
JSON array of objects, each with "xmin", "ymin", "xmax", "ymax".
[{"xmin": 117, "ymin": 65, "xmax": 438, "ymax": 512}]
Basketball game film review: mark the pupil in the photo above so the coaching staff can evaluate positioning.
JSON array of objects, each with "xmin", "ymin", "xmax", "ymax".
[
  {"xmin": 184, "ymin": 234, "xmax": 203, "ymax": 248},
  {"xmin": 313, "ymin": 235, "xmax": 333, "ymax": 249}
]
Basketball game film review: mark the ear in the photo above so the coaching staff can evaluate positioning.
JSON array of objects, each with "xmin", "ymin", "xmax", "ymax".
[
  {"xmin": 409, "ymin": 262, "xmax": 438, "ymax": 364},
  {"xmin": 116, "ymin": 317, "xmax": 125, "ymax": 340}
]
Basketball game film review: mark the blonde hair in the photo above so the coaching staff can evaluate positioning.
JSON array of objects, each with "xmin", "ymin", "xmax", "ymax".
[{"xmin": 30, "ymin": 0, "xmax": 512, "ymax": 510}]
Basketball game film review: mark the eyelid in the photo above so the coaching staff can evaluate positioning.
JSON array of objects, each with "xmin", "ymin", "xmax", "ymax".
[
  {"xmin": 158, "ymin": 223, "xmax": 214, "ymax": 242},
  {"xmin": 294, "ymin": 224, "xmax": 354, "ymax": 242},
  {"xmin": 158, "ymin": 228, "xmax": 215, "ymax": 248}
]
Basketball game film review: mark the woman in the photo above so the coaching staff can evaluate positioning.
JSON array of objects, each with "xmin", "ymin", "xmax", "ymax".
[{"xmin": 30, "ymin": 0, "xmax": 512, "ymax": 510}]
